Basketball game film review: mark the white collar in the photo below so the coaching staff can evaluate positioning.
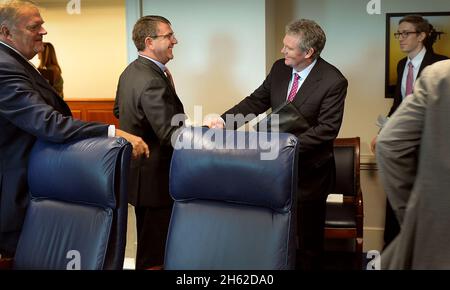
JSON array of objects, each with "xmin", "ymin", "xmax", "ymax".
[
  {"xmin": 293, "ymin": 59, "xmax": 318, "ymax": 79},
  {"xmin": 0, "ymin": 41, "xmax": 41, "ymax": 73},
  {"xmin": 408, "ymin": 47, "xmax": 426, "ymax": 69},
  {"xmin": 138, "ymin": 53, "xmax": 166, "ymax": 72}
]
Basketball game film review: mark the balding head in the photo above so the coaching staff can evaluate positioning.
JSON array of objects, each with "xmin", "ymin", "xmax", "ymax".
[{"xmin": 0, "ymin": 0, "xmax": 47, "ymax": 59}]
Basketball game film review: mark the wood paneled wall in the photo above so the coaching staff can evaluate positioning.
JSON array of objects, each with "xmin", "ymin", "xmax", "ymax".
[{"xmin": 65, "ymin": 98, "xmax": 119, "ymax": 128}]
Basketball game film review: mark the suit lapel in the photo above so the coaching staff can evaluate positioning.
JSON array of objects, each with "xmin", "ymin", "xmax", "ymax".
[
  {"xmin": 419, "ymin": 50, "xmax": 434, "ymax": 75},
  {"xmin": 291, "ymin": 59, "xmax": 323, "ymax": 107},
  {"xmin": 137, "ymin": 56, "xmax": 184, "ymax": 112},
  {"xmin": 138, "ymin": 56, "xmax": 178, "ymax": 96},
  {"xmin": 0, "ymin": 44, "xmax": 70, "ymax": 115}
]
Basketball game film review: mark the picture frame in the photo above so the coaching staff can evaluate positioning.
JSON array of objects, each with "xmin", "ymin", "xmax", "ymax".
[{"xmin": 385, "ymin": 12, "xmax": 450, "ymax": 98}]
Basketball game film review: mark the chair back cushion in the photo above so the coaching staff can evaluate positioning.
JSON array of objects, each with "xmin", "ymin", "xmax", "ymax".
[
  {"xmin": 14, "ymin": 137, "xmax": 131, "ymax": 270},
  {"xmin": 170, "ymin": 128, "xmax": 298, "ymax": 212},
  {"xmin": 333, "ymin": 145, "xmax": 355, "ymax": 196},
  {"xmin": 165, "ymin": 128, "xmax": 298, "ymax": 269}
]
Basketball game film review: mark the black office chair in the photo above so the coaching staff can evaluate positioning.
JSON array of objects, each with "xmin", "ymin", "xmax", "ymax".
[
  {"xmin": 324, "ymin": 137, "xmax": 364, "ymax": 267},
  {"xmin": 11, "ymin": 137, "xmax": 131, "ymax": 270},
  {"xmin": 164, "ymin": 128, "xmax": 299, "ymax": 270}
]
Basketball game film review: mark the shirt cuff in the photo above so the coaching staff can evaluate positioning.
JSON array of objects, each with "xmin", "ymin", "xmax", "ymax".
[{"xmin": 108, "ymin": 125, "xmax": 116, "ymax": 138}]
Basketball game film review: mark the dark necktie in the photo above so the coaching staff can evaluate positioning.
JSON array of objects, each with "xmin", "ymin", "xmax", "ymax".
[{"xmin": 164, "ymin": 68, "xmax": 176, "ymax": 92}]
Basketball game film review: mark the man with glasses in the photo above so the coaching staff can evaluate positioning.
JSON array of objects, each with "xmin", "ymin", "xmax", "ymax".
[
  {"xmin": 371, "ymin": 15, "xmax": 447, "ymax": 249},
  {"xmin": 114, "ymin": 15, "xmax": 185, "ymax": 269}
]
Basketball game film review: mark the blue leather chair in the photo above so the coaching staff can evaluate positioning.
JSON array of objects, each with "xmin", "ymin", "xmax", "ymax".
[
  {"xmin": 13, "ymin": 137, "xmax": 131, "ymax": 270},
  {"xmin": 164, "ymin": 128, "xmax": 299, "ymax": 270}
]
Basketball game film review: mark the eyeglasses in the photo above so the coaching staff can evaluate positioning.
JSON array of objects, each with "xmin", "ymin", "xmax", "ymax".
[
  {"xmin": 150, "ymin": 32, "xmax": 176, "ymax": 41},
  {"xmin": 394, "ymin": 31, "xmax": 419, "ymax": 39}
]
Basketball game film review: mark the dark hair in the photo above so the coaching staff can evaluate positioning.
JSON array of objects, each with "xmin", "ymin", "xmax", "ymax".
[
  {"xmin": 426, "ymin": 24, "xmax": 440, "ymax": 51},
  {"xmin": 399, "ymin": 15, "xmax": 432, "ymax": 48},
  {"xmin": 132, "ymin": 15, "xmax": 171, "ymax": 51}
]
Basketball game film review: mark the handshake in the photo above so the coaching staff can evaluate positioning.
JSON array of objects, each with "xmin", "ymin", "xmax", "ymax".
[{"xmin": 202, "ymin": 115, "xmax": 225, "ymax": 129}]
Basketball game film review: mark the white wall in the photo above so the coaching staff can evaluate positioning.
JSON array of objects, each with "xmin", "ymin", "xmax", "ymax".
[
  {"xmin": 129, "ymin": 0, "xmax": 268, "ymax": 122},
  {"xmin": 34, "ymin": 0, "xmax": 127, "ymax": 100}
]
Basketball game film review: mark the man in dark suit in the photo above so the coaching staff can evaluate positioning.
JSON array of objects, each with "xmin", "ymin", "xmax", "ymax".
[
  {"xmin": 370, "ymin": 15, "xmax": 448, "ymax": 248},
  {"xmin": 208, "ymin": 19, "xmax": 347, "ymax": 270},
  {"xmin": 0, "ymin": 0, "xmax": 149, "ymax": 258},
  {"xmin": 114, "ymin": 15, "xmax": 185, "ymax": 269}
]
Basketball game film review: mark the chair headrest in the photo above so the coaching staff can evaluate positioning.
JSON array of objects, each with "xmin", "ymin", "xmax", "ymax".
[
  {"xmin": 28, "ymin": 137, "xmax": 131, "ymax": 208},
  {"xmin": 170, "ymin": 127, "xmax": 299, "ymax": 212}
]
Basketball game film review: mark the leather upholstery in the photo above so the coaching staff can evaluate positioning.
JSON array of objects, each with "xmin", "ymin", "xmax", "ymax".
[
  {"xmin": 333, "ymin": 146, "xmax": 355, "ymax": 197},
  {"xmin": 325, "ymin": 203, "xmax": 356, "ymax": 228},
  {"xmin": 325, "ymin": 145, "xmax": 357, "ymax": 228},
  {"xmin": 165, "ymin": 127, "xmax": 299, "ymax": 270},
  {"xmin": 13, "ymin": 137, "xmax": 131, "ymax": 270},
  {"xmin": 324, "ymin": 137, "xmax": 363, "ymax": 258}
]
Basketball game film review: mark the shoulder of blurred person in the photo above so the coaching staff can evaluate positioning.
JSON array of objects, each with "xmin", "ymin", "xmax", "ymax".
[{"xmin": 378, "ymin": 59, "xmax": 450, "ymax": 269}]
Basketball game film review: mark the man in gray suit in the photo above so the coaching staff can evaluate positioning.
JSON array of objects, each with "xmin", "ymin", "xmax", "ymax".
[
  {"xmin": 114, "ymin": 15, "xmax": 185, "ymax": 269},
  {"xmin": 377, "ymin": 59, "xmax": 450, "ymax": 269}
]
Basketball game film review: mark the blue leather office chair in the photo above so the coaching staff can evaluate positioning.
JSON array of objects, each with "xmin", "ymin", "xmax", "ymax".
[
  {"xmin": 164, "ymin": 128, "xmax": 299, "ymax": 270},
  {"xmin": 13, "ymin": 137, "xmax": 131, "ymax": 270}
]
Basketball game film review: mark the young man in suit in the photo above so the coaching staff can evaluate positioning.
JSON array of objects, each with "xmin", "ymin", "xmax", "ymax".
[
  {"xmin": 371, "ymin": 15, "xmax": 448, "ymax": 248},
  {"xmin": 377, "ymin": 60, "xmax": 450, "ymax": 269},
  {"xmin": 208, "ymin": 19, "xmax": 348, "ymax": 270},
  {"xmin": 0, "ymin": 0, "xmax": 149, "ymax": 258},
  {"xmin": 114, "ymin": 15, "xmax": 185, "ymax": 269}
]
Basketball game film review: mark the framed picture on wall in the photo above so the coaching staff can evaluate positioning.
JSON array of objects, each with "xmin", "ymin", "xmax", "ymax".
[{"xmin": 385, "ymin": 12, "xmax": 450, "ymax": 98}]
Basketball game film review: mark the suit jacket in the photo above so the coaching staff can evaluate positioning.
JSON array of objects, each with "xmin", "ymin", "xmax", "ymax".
[
  {"xmin": 223, "ymin": 58, "xmax": 348, "ymax": 201},
  {"xmin": 0, "ymin": 43, "xmax": 108, "ymax": 244},
  {"xmin": 378, "ymin": 60, "xmax": 450, "ymax": 269},
  {"xmin": 388, "ymin": 49, "xmax": 448, "ymax": 116},
  {"xmin": 114, "ymin": 56, "xmax": 185, "ymax": 208}
]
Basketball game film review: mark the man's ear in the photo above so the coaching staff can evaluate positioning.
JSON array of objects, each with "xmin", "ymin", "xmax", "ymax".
[
  {"xmin": 304, "ymin": 47, "xmax": 315, "ymax": 59},
  {"xmin": 418, "ymin": 32, "xmax": 427, "ymax": 43},
  {"xmin": 144, "ymin": 36, "xmax": 153, "ymax": 50},
  {"xmin": 0, "ymin": 24, "xmax": 11, "ymax": 38}
]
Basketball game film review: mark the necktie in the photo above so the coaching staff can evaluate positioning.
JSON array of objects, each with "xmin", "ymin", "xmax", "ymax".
[
  {"xmin": 405, "ymin": 62, "xmax": 414, "ymax": 97},
  {"xmin": 164, "ymin": 68, "xmax": 176, "ymax": 92},
  {"xmin": 287, "ymin": 74, "xmax": 300, "ymax": 102}
]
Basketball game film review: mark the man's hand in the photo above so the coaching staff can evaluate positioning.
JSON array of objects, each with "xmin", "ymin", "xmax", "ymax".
[
  {"xmin": 203, "ymin": 116, "xmax": 225, "ymax": 129},
  {"xmin": 370, "ymin": 135, "xmax": 377, "ymax": 154},
  {"xmin": 115, "ymin": 129, "xmax": 150, "ymax": 159}
]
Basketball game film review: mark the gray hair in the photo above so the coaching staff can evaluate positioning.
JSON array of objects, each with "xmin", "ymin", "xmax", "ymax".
[
  {"xmin": 132, "ymin": 15, "xmax": 171, "ymax": 51},
  {"xmin": 286, "ymin": 19, "xmax": 326, "ymax": 60},
  {"xmin": 0, "ymin": 0, "xmax": 38, "ymax": 29}
]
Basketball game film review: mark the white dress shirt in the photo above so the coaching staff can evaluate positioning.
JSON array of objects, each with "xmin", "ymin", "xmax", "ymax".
[{"xmin": 401, "ymin": 47, "xmax": 426, "ymax": 99}]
